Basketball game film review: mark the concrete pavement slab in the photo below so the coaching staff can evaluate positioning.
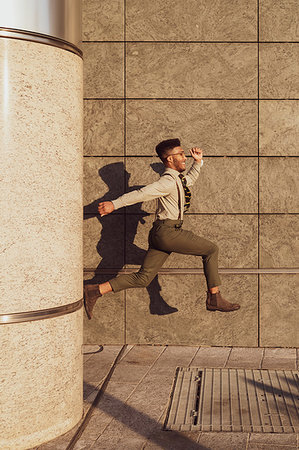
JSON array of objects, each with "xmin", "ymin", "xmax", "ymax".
[
  {"xmin": 225, "ymin": 347, "xmax": 264, "ymax": 368},
  {"xmin": 197, "ymin": 431, "xmax": 249, "ymax": 449},
  {"xmin": 247, "ymin": 445, "xmax": 297, "ymax": 450},
  {"xmin": 142, "ymin": 430, "xmax": 202, "ymax": 449},
  {"xmin": 262, "ymin": 348, "xmax": 297, "ymax": 370},
  {"xmin": 191, "ymin": 346, "xmax": 232, "ymax": 368},
  {"xmin": 248, "ymin": 432, "xmax": 297, "ymax": 445}
]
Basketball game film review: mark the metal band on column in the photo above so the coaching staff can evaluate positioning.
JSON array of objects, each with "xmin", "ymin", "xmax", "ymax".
[
  {"xmin": 0, "ymin": 28, "xmax": 82, "ymax": 57},
  {"xmin": 0, "ymin": 299, "xmax": 83, "ymax": 324},
  {"xmin": 0, "ymin": 0, "xmax": 82, "ymax": 56}
]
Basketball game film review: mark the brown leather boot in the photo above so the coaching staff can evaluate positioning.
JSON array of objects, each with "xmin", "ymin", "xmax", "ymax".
[
  {"xmin": 206, "ymin": 290, "xmax": 240, "ymax": 312},
  {"xmin": 84, "ymin": 284, "xmax": 102, "ymax": 320}
]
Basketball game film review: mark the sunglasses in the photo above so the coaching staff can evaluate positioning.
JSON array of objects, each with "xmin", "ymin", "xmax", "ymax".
[{"xmin": 167, "ymin": 151, "xmax": 185, "ymax": 157}]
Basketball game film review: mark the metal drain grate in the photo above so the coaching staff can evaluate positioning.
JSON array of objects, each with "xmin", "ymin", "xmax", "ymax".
[{"xmin": 164, "ymin": 368, "xmax": 299, "ymax": 432}]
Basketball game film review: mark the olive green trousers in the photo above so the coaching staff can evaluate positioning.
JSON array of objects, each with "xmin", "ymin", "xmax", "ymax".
[{"xmin": 109, "ymin": 219, "xmax": 222, "ymax": 292}]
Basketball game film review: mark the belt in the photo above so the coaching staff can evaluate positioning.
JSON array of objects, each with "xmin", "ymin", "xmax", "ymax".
[{"xmin": 153, "ymin": 219, "xmax": 183, "ymax": 229}]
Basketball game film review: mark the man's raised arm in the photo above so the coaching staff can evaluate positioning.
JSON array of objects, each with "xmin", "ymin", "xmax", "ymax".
[{"xmin": 185, "ymin": 147, "xmax": 204, "ymax": 186}]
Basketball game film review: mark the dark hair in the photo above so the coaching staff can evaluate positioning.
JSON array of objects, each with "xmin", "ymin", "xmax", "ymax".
[{"xmin": 155, "ymin": 138, "xmax": 181, "ymax": 161}]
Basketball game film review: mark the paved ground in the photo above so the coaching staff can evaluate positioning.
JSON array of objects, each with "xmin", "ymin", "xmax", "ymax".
[{"xmin": 36, "ymin": 345, "xmax": 299, "ymax": 450}]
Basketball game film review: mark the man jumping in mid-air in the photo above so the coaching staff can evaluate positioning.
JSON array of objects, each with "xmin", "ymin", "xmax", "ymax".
[{"xmin": 84, "ymin": 138, "xmax": 240, "ymax": 319}]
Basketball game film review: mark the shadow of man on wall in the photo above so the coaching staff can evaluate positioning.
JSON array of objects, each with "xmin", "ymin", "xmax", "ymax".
[{"xmin": 84, "ymin": 162, "xmax": 177, "ymax": 316}]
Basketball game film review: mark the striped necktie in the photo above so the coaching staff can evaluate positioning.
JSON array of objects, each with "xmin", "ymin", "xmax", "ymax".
[{"xmin": 179, "ymin": 174, "xmax": 191, "ymax": 212}]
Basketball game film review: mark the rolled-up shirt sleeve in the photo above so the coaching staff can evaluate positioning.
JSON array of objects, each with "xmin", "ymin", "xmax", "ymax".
[
  {"xmin": 111, "ymin": 175, "xmax": 175, "ymax": 210},
  {"xmin": 185, "ymin": 159, "xmax": 203, "ymax": 186}
]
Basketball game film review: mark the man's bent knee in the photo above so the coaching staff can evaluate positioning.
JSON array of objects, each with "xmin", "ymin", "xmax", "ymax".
[
  {"xmin": 134, "ymin": 271, "xmax": 153, "ymax": 288},
  {"xmin": 212, "ymin": 243, "xmax": 219, "ymax": 253},
  {"xmin": 206, "ymin": 242, "xmax": 219, "ymax": 256}
]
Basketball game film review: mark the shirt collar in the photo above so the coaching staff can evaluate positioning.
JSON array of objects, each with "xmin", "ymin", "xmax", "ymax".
[{"xmin": 163, "ymin": 167, "xmax": 182, "ymax": 178}]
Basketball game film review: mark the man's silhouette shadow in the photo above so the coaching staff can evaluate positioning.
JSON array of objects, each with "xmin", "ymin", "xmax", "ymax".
[{"xmin": 84, "ymin": 162, "xmax": 178, "ymax": 315}]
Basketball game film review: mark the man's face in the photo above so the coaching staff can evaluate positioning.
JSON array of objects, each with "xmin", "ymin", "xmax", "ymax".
[{"xmin": 167, "ymin": 146, "xmax": 187, "ymax": 172}]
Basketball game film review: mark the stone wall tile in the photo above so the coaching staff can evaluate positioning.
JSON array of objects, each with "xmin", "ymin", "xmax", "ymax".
[
  {"xmin": 125, "ymin": 157, "xmax": 258, "ymax": 213},
  {"xmin": 260, "ymin": 0, "xmax": 299, "ymax": 41},
  {"xmin": 259, "ymin": 157, "xmax": 299, "ymax": 213},
  {"xmin": 84, "ymin": 157, "xmax": 125, "ymax": 213},
  {"xmin": 125, "ymin": 214, "xmax": 258, "ymax": 268},
  {"xmin": 84, "ymin": 214, "xmax": 125, "ymax": 269},
  {"xmin": 83, "ymin": 272, "xmax": 125, "ymax": 344},
  {"xmin": 260, "ymin": 274, "xmax": 299, "ymax": 347},
  {"xmin": 260, "ymin": 101, "xmax": 299, "ymax": 156},
  {"xmin": 126, "ymin": 274, "xmax": 258, "ymax": 345},
  {"xmin": 84, "ymin": 100, "xmax": 124, "ymax": 156},
  {"xmin": 191, "ymin": 157, "xmax": 258, "ymax": 212},
  {"xmin": 126, "ymin": 43, "xmax": 257, "ymax": 98},
  {"xmin": 83, "ymin": 0, "xmax": 124, "ymax": 41},
  {"xmin": 126, "ymin": 100, "xmax": 258, "ymax": 156},
  {"xmin": 259, "ymin": 215, "xmax": 299, "ymax": 268},
  {"xmin": 83, "ymin": 43, "xmax": 124, "ymax": 98},
  {"xmin": 126, "ymin": 0, "xmax": 257, "ymax": 41},
  {"xmin": 260, "ymin": 44, "xmax": 299, "ymax": 98}
]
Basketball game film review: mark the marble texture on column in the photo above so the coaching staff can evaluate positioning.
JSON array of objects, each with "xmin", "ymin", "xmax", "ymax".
[
  {"xmin": 259, "ymin": 215, "xmax": 299, "ymax": 268},
  {"xmin": 260, "ymin": 101, "xmax": 299, "ymax": 156},
  {"xmin": 125, "ymin": 214, "xmax": 258, "ymax": 269},
  {"xmin": 126, "ymin": 100, "xmax": 258, "ymax": 156},
  {"xmin": 126, "ymin": 0, "xmax": 257, "ymax": 41},
  {"xmin": 126, "ymin": 43, "xmax": 257, "ymax": 98},
  {"xmin": 260, "ymin": 44, "xmax": 299, "ymax": 98},
  {"xmin": 84, "ymin": 100, "xmax": 124, "ymax": 156},
  {"xmin": 126, "ymin": 274, "xmax": 258, "ymax": 346},
  {"xmin": 0, "ymin": 37, "xmax": 83, "ymax": 448},
  {"xmin": 260, "ymin": 0, "xmax": 299, "ymax": 41},
  {"xmin": 125, "ymin": 157, "xmax": 258, "ymax": 213},
  {"xmin": 83, "ymin": 43, "xmax": 124, "ymax": 98},
  {"xmin": 259, "ymin": 157, "xmax": 299, "ymax": 213},
  {"xmin": 260, "ymin": 274, "xmax": 299, "ymax": 347},
  {"xmin": 0, "ymin": 38, "xmax": 83, "ymax": 314},
  {"xmin": 0, "ymin": 309, "xmax": 83, "ymax": 449}
]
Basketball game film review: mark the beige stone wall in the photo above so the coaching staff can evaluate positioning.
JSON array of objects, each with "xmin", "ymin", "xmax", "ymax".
[{"xmin": 83, "ymin": 0, "xmax": 299, "ymax": 347}]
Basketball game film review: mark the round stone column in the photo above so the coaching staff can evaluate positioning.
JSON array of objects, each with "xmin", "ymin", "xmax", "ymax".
[{"xmin": 0, "ymin": 1, "xmax": 83, "ymax": 448}]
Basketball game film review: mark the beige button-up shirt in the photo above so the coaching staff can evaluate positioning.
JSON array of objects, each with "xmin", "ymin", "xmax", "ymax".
[{"xmin": 112, "ymin": 159, "xmax": 203, "ymax": 220}]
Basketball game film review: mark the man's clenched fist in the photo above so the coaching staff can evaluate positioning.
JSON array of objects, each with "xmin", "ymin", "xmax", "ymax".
[
  {"xmin": 190, "ymin": 147, "xmax": 203, "ymax": 162},
  {"xmin": 98, "ymin": 201, "xmax": 114, "ymax": 216}
]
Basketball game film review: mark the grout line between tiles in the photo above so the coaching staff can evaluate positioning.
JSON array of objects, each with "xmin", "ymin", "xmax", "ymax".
[
  {"xmin": 82, "ymin": 40, "xmax": 299, "ymax": 44},
  {"xmin": 123, "ymin": 0, "xmax": 127, "ymax": 345},
  {"xmin": 84, "ymin": 212, "xmax": 299, "ymax": 216},
  {"xmin": 188, "ymin": 346, "xmax": 202, "ymax": 366},
  {"xmin": 83, "ymin": 97, "xmax": 299, "ymax": 101},
  {"xmin": 223, "ymin": 347, "xmax": 233, "ymax": 367},
  {"xmin": 260, "ymin": 347, "xmax": 266, "ymax": 369},
  {"xmin": 83, "ymin": 154, "xmax": 299, "ymax": 158},
  {"xmin": 257, "ymin": 0, "xmax": 261, "ymax": 348},
  {"xmin": 245, "ymin": 432, "xmax": 250, "ymax": 450},
  {"xmin": 84, "ymin": 268, "xmax": 299, "ymax": 275}
]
